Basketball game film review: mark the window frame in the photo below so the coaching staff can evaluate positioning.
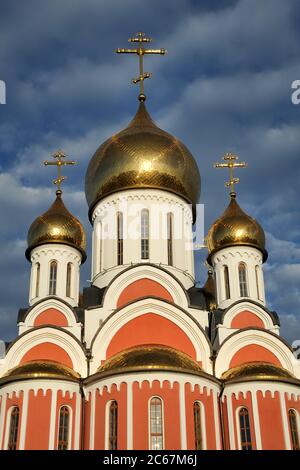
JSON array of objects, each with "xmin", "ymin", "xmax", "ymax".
[
  {"xmin": 57, "ymin": 405, "xmax": 71, "ymax": 450},
  {"xmin": 148, "ymin": 396, "xmax": 164, "ymax": 450},
  {"xmin": 117, "ymin": 212, "xmax": 123, "ymax": 266},
  {"xmin": 167, "ymin": 212, "xmax": 174, "ymax": 266},
  {"xmin": 238, "ymin": 407, "xmax": 253, "ymax": 450},
  {"xmin": 35, "ymin": 262, "xmax": 40, "ymax": 298},
  {"xmin": 238, "ymin": 262, "xmax": 249, "ymax": 298},
  {"xmin": 49, "ymin": 260, "xmax": 58, "ymax": 296},
  {"xmin": 141, "ymin": 209, "xmax": 150, "ymax": 260},
  {"xmin": 224, "ymin": 265, "xmax": 230, "ymax": 300},
  {"xmin": 288, "ymin": 409, "xmax": 300, "ymax": 450},
  {"xmin": 66, "ymin": 262, "xmax": 72, "ymax": 298},
  {"xmin": 7, "ymin": 406, "xmax": 20, "ymax": 451}
]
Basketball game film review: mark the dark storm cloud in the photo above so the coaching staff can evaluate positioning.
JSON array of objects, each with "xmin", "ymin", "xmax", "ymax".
[{"xmin": 0, "ymin": 0, "xmax": 299, "ymax": 344}]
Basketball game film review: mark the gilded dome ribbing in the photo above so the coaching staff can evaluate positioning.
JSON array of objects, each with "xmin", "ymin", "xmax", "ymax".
[
  {"xmin": 26, "ymin": 191, "xmax": 86, "ymax": 262},
  {"xmin": 207, "ymin": 194, "xmax": 267, "ymax": 264},
  {"xmin": 85, "ymin": 102, "xmax": 201, "ymax": 218}
]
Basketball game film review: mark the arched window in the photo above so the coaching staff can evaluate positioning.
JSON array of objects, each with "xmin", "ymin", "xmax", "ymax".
[
  {"xmin": 149, "ymin": 397, "xmax": 163, "ymax": 450},
  {"xmin": 117, "ymin": 212, "xmax": 123, "ymax": 265},
  {"xmin": 193, "ymin": 402, "xmax": 202, "ymax": 450},
  {"xmin": 57, "ymin": 406, "xmax": 70, "ymax": 450},
  {"xmin": 49, "ymin": 260, "xmax": 57, "ymax": 296},
  {"xmin": 167, "ymin": 212, "xmax": 173, "ymax": 266},
  {"xmin": 141, "ymin": 209, "xmax": 149, "ymax": 260},
  {"xmin": 255, "ymin": 265, "xmax": 261, "ymax": 300},
  {"xmin": 108, "ymin": 401, "xmax": 118, "ymax": 450},
  {"xmin": 224, "ymin": 265, "xmax": 230, "ymax": 299},
  {"xmin": 238, "ymin": 263, "xmax": 248, "ymax": 297},
  {"xmin": 288, "ymin": 409, "xmax": 300, "ymax": 450},
  {"xmin": 35, "ymin": 263, "xmax": 40, "ymax": 297},
  {"xmin": 66, "ymin": 263, "xmax": 72, "ymax": 298},
  {"xmin": 239, "ymin": 407, "xmax": 252, "ymax": 450},
  {"xmin": 97, "ymin": 222, "xmax": 102, "ymax": 273},
  {"xmin": 7, "ymin": 406, "xmax": 19, "ymax": 450}
]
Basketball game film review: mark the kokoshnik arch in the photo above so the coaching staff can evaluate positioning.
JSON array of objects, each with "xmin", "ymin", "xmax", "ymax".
[{"xmin": 0, "ymin": 32, "xmax": 299, "ymax": 451}]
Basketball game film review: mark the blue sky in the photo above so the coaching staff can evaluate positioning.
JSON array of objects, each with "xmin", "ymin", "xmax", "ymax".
[{"xmin": 0, "ymin": 0, "xmax": 299, "ymax": 343}]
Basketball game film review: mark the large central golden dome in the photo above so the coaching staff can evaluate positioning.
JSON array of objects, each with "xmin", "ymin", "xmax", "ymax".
[{"xmin": 85, "ymin": 102, "xmax": 200, "ymax": 218}]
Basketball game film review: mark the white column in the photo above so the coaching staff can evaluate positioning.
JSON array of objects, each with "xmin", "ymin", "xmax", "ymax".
[
  {"xmin": 179, "ymin": 381, "xmax": 187, "ymax": 450},
  {"xmin": 0, "ymin": 394, "xmax": 7, "ymax": 450},
  {"xmin": 127, "ymin": 382, "xmax": 133, "ymax": 450},
  {"xmin": 19, "ymin": 390, "xmax": 29, "ymax": 449},
  {"xmin": 48, "ymin": 391, "xmax": 57, "ymax": 450},
  {"xmin": 226, "ymin": 394, "xmax": 236, "ymax": 450},
  {"xmin": 213, "ymin": 391, "xmax": 221, "ymax": 450},
  {"xmin": 251, "ymin": 391, "xmax": 262, "ymax": 450},
  {"xmin": 74, "ymin": 393, "xmax": 81, "ymax": 450},
  {"xmin": 89, "ymin": 390, "xmax": 96, "ymax": 450},
  {"xmin": 279, "ymin": 391, "xmax": 291, "ymax": 450}
]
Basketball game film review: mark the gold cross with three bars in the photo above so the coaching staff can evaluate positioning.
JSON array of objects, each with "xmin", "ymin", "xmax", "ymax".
[
  {"xmin": 44, "ymin": 150, "xmax": 77, "ymax": 193},
  {"xmin": 116, "ymin": 32, "xmax": 166, "ymax": 101},
  {"xmin": 214, "ymin": 152, "xmax": 247, "ymax": 196}
]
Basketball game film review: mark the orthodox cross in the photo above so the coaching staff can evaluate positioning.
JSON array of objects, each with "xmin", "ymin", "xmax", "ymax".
[
  {"xmin": 214, "ymin": 152, "xmax": 247, "ymax": 197},
  {"xmin": 116, "ymin": 32, "xmax": 166, "ymax": 101},
  {"xmin": 44, "ymin": 150, "xmax": 76, "ymax": 194}
]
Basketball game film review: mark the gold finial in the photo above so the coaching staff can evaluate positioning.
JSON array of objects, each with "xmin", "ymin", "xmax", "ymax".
[
  {"xmin": 213, "ymin": 152, "xmax": 247, "ymax": 197},
  {"xmin": 44, "ymin": 150, "xmax": 77, "ymax": 194},
  {"xmin": 116, "ymin": 32, "xmax": 167, "ymax": 101}
]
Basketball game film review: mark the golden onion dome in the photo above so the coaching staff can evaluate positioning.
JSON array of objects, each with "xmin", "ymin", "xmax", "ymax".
[
  {"xmin": 207, "ymin": 193, "xmax": 267, "ymax": 264},
  {"xmin": 26, "ymin": 190, "xmax": 86, "ymax": 262},
  {"xmin": 221, "ymin": 362, "xmax": 295, "ymax": 382},
  {"xmin": 0, "ymin": 360, "xmax": 80, "ymax": 384},
  {"xmin": 96, "ymin": 345, "xmax": 203, "ymax": 376},
  {"xmin": 85, "ymin": 102, "xmax": 201, "ymax": 219}
]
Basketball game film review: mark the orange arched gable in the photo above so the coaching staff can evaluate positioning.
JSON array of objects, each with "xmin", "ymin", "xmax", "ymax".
[
  {"xmin": 34, "ymin": 308, "xmax": 68, "ymax": 327},
  {"xmin": 231, "ymin": 311, "xmax": 264, "ymax": 329},
  {"xmin": 106, "ymin": 313, "xmax": 197, "ymax": 360},
  {"xmin": 117, "ymin": 279, "xmax": 173, "ymax": 308},
  {"xmin": 20, "ymin": 342, "xmax": 73, "ymax": 368},
  {"xmin": 229, "ymin": 344, "xmax": 281, "ymax": 368}
]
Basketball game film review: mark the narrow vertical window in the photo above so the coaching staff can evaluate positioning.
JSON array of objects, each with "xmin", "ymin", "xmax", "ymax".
[
  {"xmin": 49, "ymin": 260, "xmax": 57, "ymax": 295},
  {"xmin": 7, "ymin": 407, "xmax": 19, "ymax": 450},
  {"xmin": 108, "ymin": 401, "xmax": 118, "ymax": 450},
  {"xmin": 66, "ymin": 263, "xmax": 72, "ymax": 298},
  {"xmin": 224, "ymin": 265, "xmax": 230, "ymax": 299},
  {"xmin": 35, "ymin": 263, "xmax": 40, "ymax": 297},
  {"xmin": 57, "ymin": 406, "xmax": 70, "ymax": 450},
  {"xmin": 193, "ymin": 402, "xmax": 202, "ymax": 450},
  {"xmin": 117, "ymin": 212, "xmax": 123, "ymax": 265},
  {"xmin": 288, "ymin": 409, "xmax": 300, "ymax": 450},
  {"xmin": 167, "ymin": 212, "xmax": 173, "ymax": 266},
  {"xmin": 141, "ymin": 209, "xmax": 149, "ymax": 260},
  {"xmin": 150, "ymin": 397, "xmax": 163, "ymax": 450},
  {"xmin": 238, "ymin": 262, "xmax": 248, "ymax": 297},
  {"xmin": 255, "ymin": 265, "xmax": 261, "ymax": 300},
  {"xmin": 239, "ymin": 407, "xmax": 252, "ymax": 450}
]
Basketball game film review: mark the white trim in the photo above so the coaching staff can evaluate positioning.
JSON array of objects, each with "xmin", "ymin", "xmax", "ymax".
[
  {"xmin": 89, "ymin": 390, "xmax": 96, "ymax": 450},
  {"xmin": 179, "ymin": 382, "xmax": 187, "ymax": 449},
  {"xmin": 74, "ymin": 392, "xmax": 81, "ymax": 450},
  {"xmin": 251, "ymin": 391, "xmax": 262, "ymax": 449},
  {"xmin": 212, "ymin": 391, "xmax": 221, "ymax": 450},
  {"xmin": 127, "ymin": 382, "xmax": 133, "ymax": 450},
  {"xmin": 0, "ymin": 394, "xmax": 7, "ymax": 450},
  {"xmin": 19, "ymin": 389, "xmax": 29, "ymax": 449},
  {"xmin": 226, "ymin": 394, "xmax": 236, "ymax": 450},
  {"xmin": 48, "ymin": 391, "xmax": 57, "ymax": 450},
  {"xmin": 279, "ymin": 391, "xmax": 291, "ymax": 450}
]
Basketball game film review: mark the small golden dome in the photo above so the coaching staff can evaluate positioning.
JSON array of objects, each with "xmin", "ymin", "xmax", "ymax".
[
  {"xmin": 221, "ymin": 362, "xmax": 294, "ymax": 381},
  {"xmin": 85, "ymin": 102, "xmax": 201, "ymax": 218},
  {"xmin": 26, "ymin": 191, "xmax": 86, "ymax": 262},
  {"xmin": 207, "ymin": 194, "xmax": 267, "ymax": 264},
  {"xmin": 97, "ymin": 345, "xmax": 202, "ymax": 376},
  {"xmin": 0, "ymin": 360, "xmax": 80, "ymax": 384}
]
